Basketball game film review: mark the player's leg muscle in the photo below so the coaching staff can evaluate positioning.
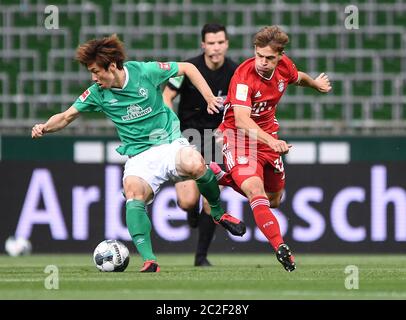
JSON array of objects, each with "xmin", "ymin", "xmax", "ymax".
[
  {"xmin": 123, "ymin": 176, "xmax": 154, "ymax": 202},
  {"xmin": 175, "ymin": 147, "xmax": 206, "ymax": 178},
  {"xmin": 175, "ymin": 180, "xmax": 200, "ymax": 211},
  {"xmin": 240, "ymin": 176, "xmax": 267, "ymax": 201}
]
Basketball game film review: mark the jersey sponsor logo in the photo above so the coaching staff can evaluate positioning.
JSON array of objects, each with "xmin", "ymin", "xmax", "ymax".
[
  {"xmin": 274, "ymin": 157, "xmax": 285, "ymax": 173},
  {"xmin": 122, "ymin": 104, "xmax": 152, "ymax": 121},
  {"xmin": 252, "ymin": 101, "xmax": 268, "ymax": 116},
  {"xmin": 236, "ymin": 84, "xmax": 248, "ymax": 101},
  {"xmin": 79, "ymin": 89, "xmax": 91, "ymax": 102},
  {"xmin": 278, "ymin": 80, "xmax": 285, "ymax": 92},
  {"xmin": 254, "ymin": 90, "xmax": 262, "ymax": 98},
  {"xmin": 139, "ymin": 87, "xmax": 148, "ymax": 98},
  {"xmin": 157, "ymin": 62, "xmax": 171, "ymax": 70}
]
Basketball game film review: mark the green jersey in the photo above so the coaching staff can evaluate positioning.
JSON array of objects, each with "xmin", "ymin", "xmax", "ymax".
[{"xmin": 73, "ymin": 61, "xmax": 181, "ymax": 156}]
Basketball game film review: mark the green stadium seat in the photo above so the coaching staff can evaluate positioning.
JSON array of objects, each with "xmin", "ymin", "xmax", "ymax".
[
  {"xmin": 299, "ymin": 12, "xmax": 321, "ymax": 27},
  {"xmin": 323, "ymin": 103, "xmax": 343, "ymax": 120},
  {"xmin": 352, "ymin": 81, "xmax": 373, "ymax": 96},
  {"xmin": 352, "ymin": 103, "xmax": 363, "ymax": 120},
  {"xmin": 373, "ymin": 103, "xmax": 393, "ymax": 120},
  {"xmin": 317, "ymin": 33, "xmax": 338, "ymax": 50},
  {"xmin": 334, "ymin": 57, "xmax": 357, "ymax": 73},
  {"xmin": 277, "ymin": 103, "xmax": 297, "ymax": 120},
  {"xmin": 383, "ymin": 80, "xmax": 393, "ymax": 97},
  {"xmin": 383, "ymin": 57, "xmax": 401, "ymax": 73}
]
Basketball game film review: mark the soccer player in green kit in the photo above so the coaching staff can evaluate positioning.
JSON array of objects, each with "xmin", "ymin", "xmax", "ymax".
[{"xmin": 31, "ymin": 34, "xmax": 246, "ymax": 272}]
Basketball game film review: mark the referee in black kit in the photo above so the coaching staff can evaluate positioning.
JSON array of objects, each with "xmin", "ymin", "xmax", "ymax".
[{"xmin": 163, "ymin": 22, "xmax": 238, "ymax": 267}]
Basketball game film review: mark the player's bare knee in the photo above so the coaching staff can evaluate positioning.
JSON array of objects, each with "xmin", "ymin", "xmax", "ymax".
[
  {"xmin": 178, "ymin": 148, "xmax": 205, "ymax": 178},
  {"xmin": 245, "ymin": 187, "xmax": 265, "ymax": 199},
  {"xmin": 125, "ymin": 191, "xmax": 145, "ymax": 201},
  {"xmin": 241, "ymin": 179, "xmax": 266, "ymax": 200},
  {"xmin": 123, "ymin": 177, "xmax": 152, "ymax": 202},
  {"xmin": 124, "ymin": 185, "xmax": 144, "ymax": 200}
]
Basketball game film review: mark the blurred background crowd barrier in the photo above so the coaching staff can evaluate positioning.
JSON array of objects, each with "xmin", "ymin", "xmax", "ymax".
[{"xmin": 0, "ymin": 0, "xmax": 405, "ymax": 135}]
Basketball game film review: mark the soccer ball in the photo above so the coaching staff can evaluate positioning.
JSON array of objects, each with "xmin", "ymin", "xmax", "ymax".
[
  {"xmin": 5, "ymin": 236, "xmax": 32, "ymax": 256},
  {"xmin": 93, "ymin": 240, "xmax": 130, "ymax": 272}
]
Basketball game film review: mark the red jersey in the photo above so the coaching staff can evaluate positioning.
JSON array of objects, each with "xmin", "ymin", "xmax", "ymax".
[{"xmin": 219, "ymin": 55, "xmax": 298, "ymax": 146}]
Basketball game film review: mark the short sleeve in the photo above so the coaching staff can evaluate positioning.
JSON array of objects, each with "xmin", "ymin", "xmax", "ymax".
[
  {"xmin": 143, "ymin": 61, "xmax": 179, "ymax": 87},
  {"xmin": 287, "ymin": 59, "xmax": 299, "ymax": 84},
  {"xmin": 72, "ymin": 84, "xmax": 102, "ymax": 112},
  {"xmin": 167, "ymin": 75, "xmax": 185, "ymax": 91},
  {"xmin": 227, "ymin": 74, "xmax": 253, "ymax": 108}
]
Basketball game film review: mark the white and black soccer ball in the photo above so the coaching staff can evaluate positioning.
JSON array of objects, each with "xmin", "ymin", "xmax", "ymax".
[
  {"xmin": 5, "ymin": 236, "xmax": 32, "ymax": 256},
  {"xmin": 93, "ymin": 240, "xmax": 130, "ymax": 272}
]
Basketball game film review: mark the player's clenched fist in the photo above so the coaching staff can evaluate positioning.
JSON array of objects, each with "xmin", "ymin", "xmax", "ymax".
[
  {"xmin": 31, "ymin": 123, "xmax": 46, "ymax": 138},
  {"xmin": 268, "ymin": 138, "xmax": 292, "ymax": 154}
]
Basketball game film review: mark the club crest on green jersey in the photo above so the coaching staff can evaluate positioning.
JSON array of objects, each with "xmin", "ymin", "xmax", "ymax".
[
  {"xmin": 122, "ymin": 104, "xmax": 152, "ymax": 120},
  {"xmin": 139, "ymin": 87, "xmax": 148, "ymax": 97}
]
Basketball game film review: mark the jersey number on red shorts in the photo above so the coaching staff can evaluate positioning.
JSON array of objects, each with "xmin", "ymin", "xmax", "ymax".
[{"xmin": 274, "ymin": 156, "xmax": 285, "ymax": 173}]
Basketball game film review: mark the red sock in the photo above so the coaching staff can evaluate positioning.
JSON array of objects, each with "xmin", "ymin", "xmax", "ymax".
[{"xmin": 250, "ymin": 196, "xmax": 284, "ymax": 251}]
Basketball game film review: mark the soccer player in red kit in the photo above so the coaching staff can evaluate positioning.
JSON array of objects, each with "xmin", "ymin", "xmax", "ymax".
[{"xmin": 209, "ymin": 26, "xmax": 332, "ymax": 271}]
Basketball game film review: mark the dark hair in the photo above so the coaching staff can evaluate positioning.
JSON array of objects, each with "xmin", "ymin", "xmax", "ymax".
[
  {"xmin": 253, "ymin": 25, "xmax": 289, "ymax": 54},
  {"xmin": 201, "ymin": 23, "xmax": 228, "ymax": 42},
  {"xmin": 75, "ymin": 34, "xmax": 126, "ymax": 70}
]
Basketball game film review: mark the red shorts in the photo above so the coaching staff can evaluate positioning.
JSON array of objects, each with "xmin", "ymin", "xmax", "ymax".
[{"xmin": 222, "ymin": 139, "xmax": 285, "ymax": 193}]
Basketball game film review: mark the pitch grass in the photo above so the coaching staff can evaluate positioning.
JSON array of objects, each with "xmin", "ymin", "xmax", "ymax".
[{"xmin": 0, "ymin": 254, "xmax": 405, "ymax": 300}]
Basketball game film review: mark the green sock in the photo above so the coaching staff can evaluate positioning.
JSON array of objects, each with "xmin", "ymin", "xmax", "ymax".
[
  {"xmin": 195, "ymin": 169, "xmax": 224, "ymax": 221},
  {"xmin": 126, "ymin": 199, "xmax": 156, "ymax": 262}
]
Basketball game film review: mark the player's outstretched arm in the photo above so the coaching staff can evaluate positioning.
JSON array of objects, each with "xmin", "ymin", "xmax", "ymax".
[
  {"xmin": 296, "ymin": 71, "xmax": 332, "ymax": 93},
  {"xmin": 162, "ymin": 86, "xmax": 178, "ymax": 110},
  {"xmin": 177, "ymin": 62, "xmax": 223, "ymax": 114},
  {"xmin": 234, "ymin": 106, "xmax": 292, "ymax": 154},
  {"xmin": 31, "ymin": 106, "xmax": 80, "ymax": 139}
]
